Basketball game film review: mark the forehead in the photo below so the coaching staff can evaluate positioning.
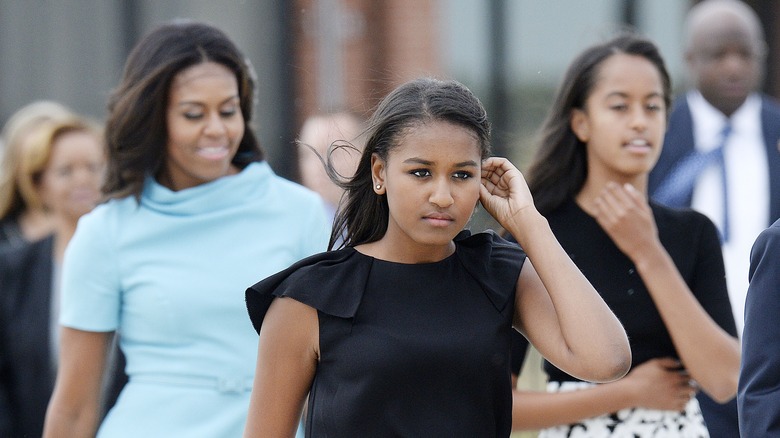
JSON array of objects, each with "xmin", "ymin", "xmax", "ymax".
[
  {"xmin": 689, "ymin": 9, "xmax": 762, "ymax": 52},
  {"xmin": 390, "ymin": 120, "xmax": 481, "ymax": 161},
  {"xmin": 49, "ymin": 130, "xmax": 103, "ymax": 161},
  {"xmin": 591, "ymin": 54, "xmax": 664, "ymax": 96},
  {"xmin": 170, "ymin": 62, "xmax": 238, "ymax": 96}
]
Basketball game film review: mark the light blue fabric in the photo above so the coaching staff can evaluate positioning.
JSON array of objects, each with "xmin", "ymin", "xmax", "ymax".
[{"xmin": 60, "ymin": 162, "xmax": 330, "ymax": 437}]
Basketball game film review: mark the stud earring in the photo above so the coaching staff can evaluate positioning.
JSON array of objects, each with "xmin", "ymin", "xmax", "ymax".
[{"xmin": 376, "ymin": 184, "xmax": 381, "ymax": 190}]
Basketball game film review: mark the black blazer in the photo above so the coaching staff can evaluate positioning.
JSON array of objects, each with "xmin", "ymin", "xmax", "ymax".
[
  {"xmin": 739, "ymin": 219, "xmax": 780, "ymax": 437},
  {"xmin": 0, "ymin": 236, "xmax": 126, "ymax": 437}
]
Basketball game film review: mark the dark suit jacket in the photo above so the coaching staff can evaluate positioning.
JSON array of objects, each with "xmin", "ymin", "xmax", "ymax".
[
  {"xmin": 649, "ymin": 94, "xmax": 780, "ymax": 226},
  {"xmin": 739, "ymin": 219, "xmax": 780, "ymax": 437},
  {"xmin": 649, "ymin": 94, "xmax": 780, "ymax": 438},
  {"xmin": 0, "ymin": 236, "xmax": 126, "ymax": 437}
]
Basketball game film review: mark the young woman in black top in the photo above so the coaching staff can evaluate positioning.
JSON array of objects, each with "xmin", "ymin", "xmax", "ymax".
[
  {"xmin": 509, "ymin": 34, "xmax": 740, "ymax": 437},
  {"xmin": 245, "ymin": 77, "xmax": 631, "ymax": 437}
]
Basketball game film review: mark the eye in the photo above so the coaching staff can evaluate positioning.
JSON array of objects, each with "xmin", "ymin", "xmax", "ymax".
[
  {"xmin": 453, "ymin": 171, "xmax": 472, "ymax": 180},
  {"xmin": 410, "ymin": 169, "xmax": 431, "ymax": 178},
  {"xmin": 610, "ymin": 103, "xmax": 628, "ymax": 112},
  {"xmin": 56, "ymin": 166, "xmax": 73, "ymax": 178},
  {"xmin": 220, "ymin": 107, "xmax": 239, "ymax": 118},
  {"xmin": 88, "ymin": 162, "xmax": 104, "ymax": 174},
  {"xmin": 184, "ymin": 112, "xmax": 203, "ymax": 120},
  {"xmin": 646, "ymin": 103, "xmax": 663, "ymax": 112}
]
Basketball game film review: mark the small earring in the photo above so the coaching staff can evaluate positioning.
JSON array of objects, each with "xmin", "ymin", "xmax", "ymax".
[{"xmin": 375, "ymin": 184, "xmax": 381, "ymax": 190}]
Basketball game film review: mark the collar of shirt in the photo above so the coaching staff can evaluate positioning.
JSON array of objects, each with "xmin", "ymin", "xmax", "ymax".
[{"xmin": 687, "ymin": 90, "xmax": 762, "ymax": 153}]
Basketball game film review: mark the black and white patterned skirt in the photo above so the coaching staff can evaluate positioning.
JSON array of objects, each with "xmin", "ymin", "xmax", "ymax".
[{"xmin": 538, "ymin": 381, "xmax": 709, "ymax": 438}]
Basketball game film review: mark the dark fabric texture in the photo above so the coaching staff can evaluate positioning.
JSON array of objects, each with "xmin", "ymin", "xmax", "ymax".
[
  {"xmin": 738, "ymin": 219, "xmax": 780, "ymax": 437},
  {"xmin": 0, "ymin": 236, "xmax": 126, "ymax": 438},
  {"xmin": 246, "ymin": 230, "xmax": 525, "ymax": 437},
  {"xmin": 507, "ymin": 200, "xmax": 737, "ymax": 435}
]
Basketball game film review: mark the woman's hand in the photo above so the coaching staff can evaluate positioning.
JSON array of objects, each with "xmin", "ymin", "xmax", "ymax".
[
  {"xmin": 480, "ymin": 157, "xmax": 536, "ymax": 227},
  {"xmin": 619, "ymin": 357, "xmax": 697, "ymax": 412},
  {"xmin": 591, "ymin": 182, "xmax": 660, "ymax": 260}
]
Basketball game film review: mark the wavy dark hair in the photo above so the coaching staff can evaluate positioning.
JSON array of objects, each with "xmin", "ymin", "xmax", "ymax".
[
  {"xmin": 103, "ymin": 20, "xmax": 263, "ymax": 200},
  {"xmin": 526, "ymin": 33, "xmax": 671, "ymax": 215},
  {"xmin": 328, "ymin": 77, "xmax": 491, "ymax": 250}
]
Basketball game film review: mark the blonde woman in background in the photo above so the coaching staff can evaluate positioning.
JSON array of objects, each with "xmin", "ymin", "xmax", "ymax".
[
  {"xmin": 0, "ymin": 115, "xmax": 125, "ymax": 437},
  {"xmin": 0, "ymin": 100, "xmax": 75, "ymax": 247}
]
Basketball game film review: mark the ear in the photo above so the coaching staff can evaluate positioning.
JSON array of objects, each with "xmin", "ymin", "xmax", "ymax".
[
  {"xmin": 570, "ymin": 108, "xmax": 590, "ymax": 143},
  {"xmin": 370, "ymin": 153, "xmax": 386, "ymax": 195}
]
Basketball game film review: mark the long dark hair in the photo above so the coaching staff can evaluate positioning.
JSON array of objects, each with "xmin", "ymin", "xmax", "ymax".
[
  {"xmin": 329, "ymin": 77, "xmax": 491, "ymax": 250},
  {"xmin": 103, "ymin": 20, "xmax": 263, "ymax": 200},
  {"xmin": 526, "ymin": 33, "xmax": 671, "ymax": 215}
]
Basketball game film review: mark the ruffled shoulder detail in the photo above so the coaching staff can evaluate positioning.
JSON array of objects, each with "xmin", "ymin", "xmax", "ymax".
[
  {"xmin": 245, "ymin": 248, "xmax": 369, "ymax": 334},
  {"xmin": 454, "ymin": 230, "xmax": 526, "ymax": 313}
]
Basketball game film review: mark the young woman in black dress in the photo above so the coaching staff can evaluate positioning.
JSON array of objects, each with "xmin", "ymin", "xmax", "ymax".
[
  {"xmin": 508, "ymin": 34, "xmax": 740, "ymax": 437},
  {"xmin": 244, "ymin": 77, "xmax": 632, "ymax": 437}
]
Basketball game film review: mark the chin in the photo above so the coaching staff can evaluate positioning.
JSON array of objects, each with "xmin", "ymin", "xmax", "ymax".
[{"xmin": 416, "ymin": 232, "xmax": 460, "ymax": 247}]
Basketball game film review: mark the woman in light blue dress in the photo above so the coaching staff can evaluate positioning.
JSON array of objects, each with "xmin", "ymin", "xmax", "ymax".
[{"xmin": 43, "ymin": 21, "xmax": 330, "ymax": 437}]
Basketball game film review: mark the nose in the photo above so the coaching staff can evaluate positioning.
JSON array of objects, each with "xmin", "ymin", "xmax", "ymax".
[
  {"xmin": 722, "ymin": 52, "xmax": 751, "ymax": 79},
  {"xmin": 204, "ymin": 112, "xmax": 228, "ymax": 136},
  {"xmin": 429, "ymin": 178, "xmax": 454, "ymax": 208},
  {"xmin": 630, "ymin": 105, "xmax": 648, "ymax": 132},
  {"xmin": 74, "ymin": 164, "xmax": 103, "ymax": 187}
]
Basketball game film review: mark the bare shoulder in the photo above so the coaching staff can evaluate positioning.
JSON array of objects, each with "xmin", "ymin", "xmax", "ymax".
[{"xmin": 261, "ymin": 297, "xmax": 320, "ymax": 359}]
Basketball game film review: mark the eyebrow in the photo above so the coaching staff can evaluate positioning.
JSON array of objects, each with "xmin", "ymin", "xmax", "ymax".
[
  {"xmin": 177, "ymin": 95, "xmax": 240, "ymax": 107},
  {"xmin": 605, "ymin": 91, "xmax": 664, "ymax": 100},
  {"xmin": 403, "ymin": 157, "xmax": 478, "ymax": 167}
]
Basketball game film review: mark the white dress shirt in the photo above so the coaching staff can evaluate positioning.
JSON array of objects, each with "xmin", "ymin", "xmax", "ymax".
[{"xmin": 688, "ymin": 90, "xmax": 770, "ymax": 335}]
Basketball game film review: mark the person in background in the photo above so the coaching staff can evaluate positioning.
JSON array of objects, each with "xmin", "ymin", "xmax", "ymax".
[
  {"xmin": 297, "ymin": 111, "xmax": 365, "ymax": 219},
  {"xmin": 0, "ymin": 115, "xmax": 126, "ymax": 437},
  {"xmin": 42, "ymin": 20, "xmax": 330, "ymax": 437},
  {"xmin": 0, "ymin": 100, "xmax": 75, "ymax": 247},
  {"xmin": 244, "ymin": 77, "xmax": 631, "ymax": 437},
  {"xmin": 508, "ymin": 33, "xmax": 739, "ymax": 437},
  {"xmin": 647, "ymin": 2, "xmax": 779, "ymax": 433},
  {"xmin": 738, "ymin": 217, "xmax": 780, "ymax": 436}
]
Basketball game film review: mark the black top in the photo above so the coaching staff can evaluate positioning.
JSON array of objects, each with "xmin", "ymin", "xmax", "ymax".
[
  {"xmin": 0, "ymin": 236, "xmax": 127, "ymax": 437},
  {"xmin": 0, "ymin": 217, "xmax": 25, "ymax": 249},
  {"xmin": 509, "ymin": 199, "xmax": 736, "ymax": 381},
  {"xmin": 247, "ymin": 230, "xmax": 525, "ymax": 437}
]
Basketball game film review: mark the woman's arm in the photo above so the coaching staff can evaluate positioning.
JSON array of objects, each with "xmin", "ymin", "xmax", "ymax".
[
  {"xmin": 244, "ymin": 297, "xmax": 318, "ymax": 438},
  {"xmin": 593, "ymin": 182, "xmax": 739, "ymax": 402},
  {"xmin": 511, "ymin": 357, "xmax": 695, "ymax": 430},
  {"xmin": 43, "ymin": 328, "xmax": 112, "ymax": 438},
  {"xmin": 480, "ymin": 157, "xmax": 630, "ymax": 383}
]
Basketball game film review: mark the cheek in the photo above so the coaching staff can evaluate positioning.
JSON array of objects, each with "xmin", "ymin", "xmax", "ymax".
[
  {"xmin": 36, "ymin": 175, "xmax": 60, "ymax": 206},
  {"xmin": 165, "ymin": 119, "xmax": 187, "ymax": 149},
  {"xmin": 459, "ymin": 181, "xmax": 482, "ymax": 206},
  {"xmin": 228, "ymin": 118, "xmax": 245, "ymax": 142}
]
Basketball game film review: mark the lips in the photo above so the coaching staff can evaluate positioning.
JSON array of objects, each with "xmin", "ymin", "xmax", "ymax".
[
  {"xmin": 423, "ymin": 213, "xmax": 454, "ymax": 227},
  {"xmin": 624, "ymin": 138, "xmax": 652, "ymax": 153},
  {"xmin": 196, "ymin": 145, "xmax": 231, "ymax": 160}
]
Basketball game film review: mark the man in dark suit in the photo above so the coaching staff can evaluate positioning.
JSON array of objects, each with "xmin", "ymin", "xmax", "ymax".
[
  {"xmin": 738, "ymin": 218, "xmax": 780, "ymax": 436},
  {"xmin": 648, "ymin": 1, "xmax": 780, "ymax": 436}
]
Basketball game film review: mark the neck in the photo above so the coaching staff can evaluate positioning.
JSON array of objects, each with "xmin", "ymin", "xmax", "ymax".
[
  {"xmin": 356, "ymin": 236, "xmax": 456, "ymax": 264},
  {"xmin": 575, "ymin": 173, "xmax": 648, "ymax": 215},
  {"xmin": 18, "ymin": 209, "xmax": 54, "ymax": 241}
]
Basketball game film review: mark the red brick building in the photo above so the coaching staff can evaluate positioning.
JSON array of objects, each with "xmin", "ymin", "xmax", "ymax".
[{"xmin": 292, "ymin": 0, "xmax": 443, "ymax": 126}]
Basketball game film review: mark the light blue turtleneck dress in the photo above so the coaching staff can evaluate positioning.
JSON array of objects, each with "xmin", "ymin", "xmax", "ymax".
[{"xmin": 60, "ymin": 162, "xmax": 330, "ymax": 437}]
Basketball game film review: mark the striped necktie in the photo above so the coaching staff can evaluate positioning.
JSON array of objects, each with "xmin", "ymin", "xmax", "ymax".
[{"xmin": 654, "ymin": 123, "xmax": 732, "ymax": 242}]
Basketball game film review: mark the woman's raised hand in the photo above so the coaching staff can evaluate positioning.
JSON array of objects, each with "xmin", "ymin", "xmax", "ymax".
[
  {"xmin": 591, "ymin": 182, "xmax": 660, "ymax": 260},
  {"xmin": 480, "ymin": 157, "xmax": 536, "ymax": 227}
]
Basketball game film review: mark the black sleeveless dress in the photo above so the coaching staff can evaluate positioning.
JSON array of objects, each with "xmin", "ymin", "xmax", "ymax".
[{"xmin": 246, "ymin": 230, "xmax": 525, "ymax": 437}]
